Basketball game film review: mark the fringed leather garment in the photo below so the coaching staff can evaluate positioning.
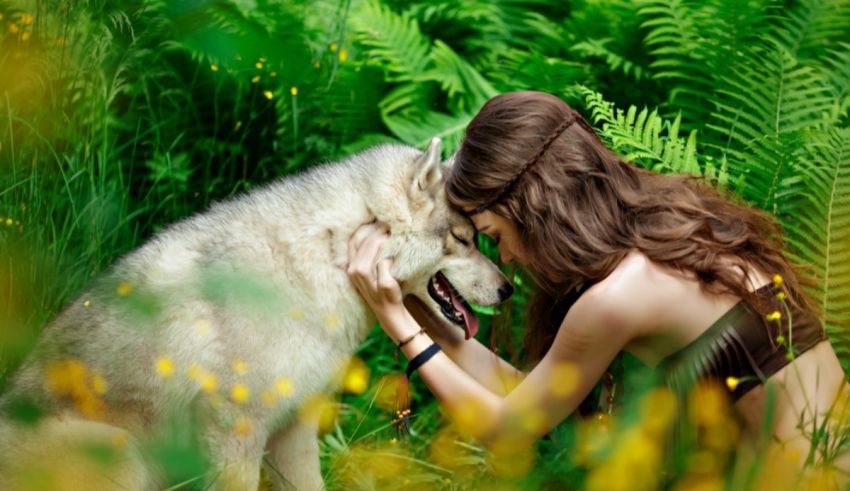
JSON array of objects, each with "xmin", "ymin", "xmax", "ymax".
[{"xmin": 658, "ymin": 283, "xmax": 828, "ymax": 401}]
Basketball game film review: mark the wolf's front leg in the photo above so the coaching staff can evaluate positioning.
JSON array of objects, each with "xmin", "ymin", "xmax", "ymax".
[
  {"xmin": 203, "ymin": 430, "xmax": 265, "ymax": 491},
  {"xmin": 264, "ymin": 417, "xmax": 324, "ymax": 491}
]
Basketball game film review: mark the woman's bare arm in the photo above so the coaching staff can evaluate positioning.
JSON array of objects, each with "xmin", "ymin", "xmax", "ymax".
[{"xmin": 404, "ymin": 297, "xmax": 525, "ymax": 396}]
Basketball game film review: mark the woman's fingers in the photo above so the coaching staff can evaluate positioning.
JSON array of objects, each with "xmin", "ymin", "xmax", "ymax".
[{"xmin": 347, "ymin": 225, "xmax": 389, "ymax": 291}]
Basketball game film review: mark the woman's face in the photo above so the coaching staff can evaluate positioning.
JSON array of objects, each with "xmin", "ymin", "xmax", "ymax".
[{"xmin": 467, "ymin": 209, "xmax": 526, "ymax": 265}]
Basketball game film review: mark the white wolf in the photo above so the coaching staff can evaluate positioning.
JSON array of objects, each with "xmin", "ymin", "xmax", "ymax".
[{"xmin": 0, "ymin": 138, "xmax": 512, "ymax": 490}]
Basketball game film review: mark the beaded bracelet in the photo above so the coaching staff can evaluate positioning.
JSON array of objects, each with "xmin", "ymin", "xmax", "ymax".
[{"xmin": 396, "ymin": 328, "xmax": 425, "ymax": 349}]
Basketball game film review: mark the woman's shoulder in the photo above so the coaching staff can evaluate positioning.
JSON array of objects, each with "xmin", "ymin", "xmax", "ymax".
[{"xmin": 576, "ymin": 249, "xmax": 685, "ymax": 339}]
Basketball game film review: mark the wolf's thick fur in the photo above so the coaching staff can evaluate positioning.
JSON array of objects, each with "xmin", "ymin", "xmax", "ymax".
[{"xmin": 0, "ymin": 139, "xmax": 508, "ymax": 490}]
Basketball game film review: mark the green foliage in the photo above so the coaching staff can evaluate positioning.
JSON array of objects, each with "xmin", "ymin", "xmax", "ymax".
[{"xmin": 2, "ymin": 0, "xmax": 850, "ymax": 489}]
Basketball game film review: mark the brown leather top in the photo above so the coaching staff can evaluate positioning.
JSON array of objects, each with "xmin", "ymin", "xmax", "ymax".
[{"xmin": 659, "ymin": 283, "xmax": 829, "ymax": 401}]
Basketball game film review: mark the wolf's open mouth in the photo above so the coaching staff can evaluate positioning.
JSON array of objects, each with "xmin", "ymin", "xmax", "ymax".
[{"xmin": 427, "ymin": 271, "xmax": 479, "ymax": 340}]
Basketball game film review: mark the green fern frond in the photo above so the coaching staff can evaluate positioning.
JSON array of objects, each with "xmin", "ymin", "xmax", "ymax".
[
  {"xmin": 350, "ymin": 0, "xmax": 431, "ymax": 82},
  {"xmin": 708, "ymin": 46, "xmax": 833, "ymax": 205},
  {"xmin": 772, "ymin": 0, "xmax": 850, "ymax": 63},
  {"xmin": 778, "ymin": 128, "xmax": 850, "ymax": 365},
  {"xmin": 581, "ymin": 86, "xmax": 704, "ymax": 177},
  {"xmin": 380, "ymin": 105, "xmax": 474, "ymax": 154},
  {"xmin": 571, "ymin": 38, "xmax": 645, "ymax": 81},
  {"xmin": 415, "ymin": 40, "xmax": 497, "ymax": 111}
]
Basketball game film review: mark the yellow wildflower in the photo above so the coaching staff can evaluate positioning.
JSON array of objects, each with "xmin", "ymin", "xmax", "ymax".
[
  {"xmin": 776, "ymin": 291, "xmax": 786, "ymax": 301},
  {"xmin": 270, "ymin": 71, "xmax": 277, "ymax": 77},
  {"xmin": 251, "ymin": 75, "xmax": 260, "ymax": 83},
  {"xmin": 116, "ymin": 281, "xmax": 133, "ymax": 297},
  {"xmin": 5, "ymin": 218, "xmax": 12, "ymax": 226},
  {"xmin": 765, "ymin": 311, "xmax": 781, "ymax": 322},
  {"xmin": 9, "ymin": 23, "xmax": 19, "ymax": 34},
  {"xmin": 329, "ymin": 42, "xmax": 337, "ymax": 52},
  {"xmin": 21, "ymin": 31, "xmax": 30, "ymax": 42},
  {"xmin": 83, "ymin": 299, "xmax": 91, "ymax": 308},
  {"xmin": 338, "ymin": 48, "xmax": 348, "ymax": 62},
  {"xmin": 342, "ymin": 357, "xmax": 369, "ymax": 394},
  {"xmin": 210, "ymin": 64, "xmax": 219, "ymax": 72},
  {"xmin": 156, "ymin": 356, "xmax": 175, "ymax": 378},
  {"xmin": 290, "ymin": 86, "xmax": 298, "ymax": 96},
  {"xmin": 550, "ymin": 362, "xmax": 580, "ymax": 397},
  {"xmin": 275, "ymin": 377, "xmax": 294, "ymax": 396},
  {"xmin": 113, "ymin": 432, "xmax": 129, "ymax": 448},
  {"xmin": 725, "ymin": 376, "xmax": 739, "ymax": 391},
  {"xmin": 773, "ymin": 274, "xmax": 783, "ymax": 287},
  {"xmin": 92, "ymin": 373, "xmax": 108, "ymax": 394},
  {"xmin": 255, "ymin": 61, "xmax": 263, "ymax": 69},
  {"xmin": 263, "ymin": 90, "xmax": 273, "ymax": 100},
  {"xmin": 231, "ymin": 383, "xmax": 250, "ymax": 403},
  {"xmin": 199, "ymin": 373, "xmax": 218, "ymax": 394},
  {"xmin": 234, "ymin": 416, "xmax": 252, "ymax": 436},
  {"xmin": 21, "ymin": 13, "xmax": 34, "ymax": 25}
]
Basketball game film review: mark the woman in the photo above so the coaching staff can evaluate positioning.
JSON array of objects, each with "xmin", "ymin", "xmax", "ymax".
[{"xmin": 346, "ymin": 91, "xmax": 847, "ymax": 478}]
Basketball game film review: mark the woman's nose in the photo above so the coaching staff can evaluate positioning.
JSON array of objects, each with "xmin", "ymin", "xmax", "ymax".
[{"xmin": 500, "ymin": 248, "xmax": 514, "ymax": 264}]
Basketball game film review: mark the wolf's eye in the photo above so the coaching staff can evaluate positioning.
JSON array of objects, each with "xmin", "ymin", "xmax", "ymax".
[{"xmin": 451, "ymin": 231, "xmax": 470, "ymax": 247}]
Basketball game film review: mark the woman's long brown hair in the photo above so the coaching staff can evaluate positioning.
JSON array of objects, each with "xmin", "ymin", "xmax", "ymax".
[{"xmin": 446, "ymin": 90, "xmax": 821, "ymax": 366}]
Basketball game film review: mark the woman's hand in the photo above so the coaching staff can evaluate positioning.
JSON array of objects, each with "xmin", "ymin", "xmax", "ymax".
[{"xmin": 346, "ymin": 224, "xmax": 408, "ymax": 338}]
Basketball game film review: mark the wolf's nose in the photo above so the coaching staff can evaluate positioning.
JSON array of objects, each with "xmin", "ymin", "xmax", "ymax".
[{"xmin": 497, "ymin": 283, "xmax": 514, "ymax": 302}]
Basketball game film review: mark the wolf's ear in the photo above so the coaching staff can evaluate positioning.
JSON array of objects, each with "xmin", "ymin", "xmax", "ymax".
[
  {"xmin": 411, "ymin": 137, "xmax": 443, "ymax": 196},
  {"xmin": 441, "ymin": 150, "xmax": 458, "ymax": 173}
]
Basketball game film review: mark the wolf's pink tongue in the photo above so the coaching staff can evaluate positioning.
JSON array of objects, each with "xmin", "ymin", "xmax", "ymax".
[{"xmin": 450, "ymin": 291, "xmax": 479, "ymax": 340}]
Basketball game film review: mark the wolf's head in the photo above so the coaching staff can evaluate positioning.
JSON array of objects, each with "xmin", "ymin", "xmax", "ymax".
[{"xmin": 370, "ymin": 138, "xmax": 513, "ymax": 339}]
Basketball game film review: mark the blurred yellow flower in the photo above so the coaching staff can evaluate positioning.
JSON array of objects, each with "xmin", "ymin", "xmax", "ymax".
[
  {"xmin": 765, "ymin": 311, "xmax": 781, "ymax": 322},
  {"xmin": 231, "ymin": 383, "xmax": 250, "ymax": 403},
  {"xmin": 263, "ymin": 90, "xmax": 273, "ymax": 100},
  {"xmin": 83, "ymin": 299, "xmax": 91, "ymax": 308},
  {"xmin": 8, "ymin": 23, "xmax": 19, "ymax": 34},
  {"xmin": 21, "ymin": 13, "xmax": 34, "ymax": 25},
  {"xmin": 251, "ymin": 75, "xmax": 260, "ymax": 83},
  {"xmin": 21, "ymin": 31, "xmax": 30, "ymax": 41},
  {"xmin": 234, "ymin": 415, "xmax": 252, "ymax": 436},
  {"xmin": 210, "ymin": 64, "xmax": 219, "ymax": 72},
  {"xmin": 5, "ymin": 218, "xmax": 12, "ymax": 226},
  {"xmin": 300, "ymin": 394, "xmax": 338, "ymax": 433},
  {"xmin": 773, "ymin": 274, "xmax": 783, "ymax": 287},
  {"xmin": 275, "ymin": 376, "xmax": 294, "ymax": 396},
  {"xmin": 255, "ymin": 62, "xmax": 263, "ymax": 69},
  {"xmin": 550, "ymin": 361, "xmax": 580, "ymax": 397},
  {"xmin": 270, "ymin": 71, "xmax": 277, "ymax": 77},
  {"xmin": 342, "ymin": 356, "xmax": 369, "ymax": 394},
  {"xmin": 156, "ymin": 356, "xmax": 175, "ymax": 378},
  {"xmin": 116, "ymin": 281, "xmax": 134, "ymax": 297},
  {"xmin": 45, "ymin": 359, "xmax": 107, "ymax": 418},
  {"xmin": 329, "ymin": 42, "xmax": 338, "ymax": 52},
  {"xmin": 199, "ymin": 372, "xmax": 218, "ymax": 394},
  {"xmin": 776, "ymin": 291, "xmax": 786, "ymax": 301},
  {"xmin": 725, "ymin": 376, "xmax": 739, "ymax": 391},
  {"xmin": 290, "ymin": 86, "xmax": 298, "ymax": 96},
  {"xmin": 338, "ymin": 48, "xmax": 348, "ymax": 62},
  {"xmin": 92, "ymin": 373, "xmax": 108, "ymax": 394}
]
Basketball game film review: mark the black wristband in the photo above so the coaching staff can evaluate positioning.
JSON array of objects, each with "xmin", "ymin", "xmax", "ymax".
[{"xmin": 405, "ymin": 342, "xmax": 442, "ymax": 378}]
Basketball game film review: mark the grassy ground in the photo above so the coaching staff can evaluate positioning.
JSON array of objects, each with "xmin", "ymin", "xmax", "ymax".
[{"xmin": 2, "ymin": 0, "xmax": 849, "ymax": 489}]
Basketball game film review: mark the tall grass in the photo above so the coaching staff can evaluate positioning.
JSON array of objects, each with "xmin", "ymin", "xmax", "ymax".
[{"xmin": 1, "ymin": 0, "xmax": 849, "ymax": 489}]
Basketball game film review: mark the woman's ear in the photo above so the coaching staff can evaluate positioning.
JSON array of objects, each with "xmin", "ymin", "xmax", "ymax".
[{"xmin": 411, "ymin": 137, "xmax": 443, "ymax": 196}]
